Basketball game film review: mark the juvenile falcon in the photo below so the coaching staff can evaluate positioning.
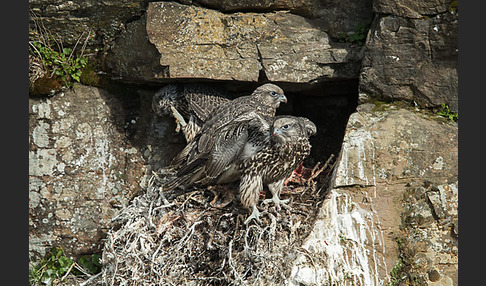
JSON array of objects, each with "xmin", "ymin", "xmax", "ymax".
[
  {"xmin": 238, "ymin": 115, "xmax": 317, "ymax": 224},
  {"xmin": 162, "ymin": 83, "xmax": 287, "ymax": 191},
  {"xmin": 152, "ymin": 83, "xmax": 231, "ymax": 143}
]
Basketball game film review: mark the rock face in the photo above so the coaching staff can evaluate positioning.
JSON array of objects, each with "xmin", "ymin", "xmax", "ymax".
[
  {"xmin": 399, "ymin": 181, "xmax": 458, "ymax": 285},
  {"xmin": 29, "ymin": 83, "xmax": 192, "ymax": 263},
  {"xmin": 193, "ymin": 0, "xmax": 374, "ymax": 39},
  {"xmin": 288, "ymin": 106, "xmax": 458, "ymax": 285},
  {"xmin": 29, "ymin": 84, "xmax": 147, "ymax": 261},
  {"xmin": 106, "ymin": 1, "xmax": 363, "ymax": 84},
  {"xmin": 28, "ymin": 0, "xmax": 458, "ymax": 284},
  {"xmin": 372, "ymin": 0, "xmax": 452, "ymax": 18},
  {"xmin": 29, "ymin": 0, "xmax": 373, "ymax": 49},
  {"xmin": 103, "ymin": 13, "xmax": 164, "ymax": 84},
  {"xmin": 359, "ymin": 3, "xmax": 458, "ymax": 111},
  {"xmin": 29, "ymin": 0, "xmax": 148, "ymax": 48}
]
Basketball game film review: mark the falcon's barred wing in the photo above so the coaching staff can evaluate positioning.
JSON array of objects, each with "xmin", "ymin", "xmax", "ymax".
[
  {"xmin": 162, "ymin": 84, "xmax": 287, "ymax": 192},
  {"xmin": 152, "ymin": 84, "xmax": 232, "ymax": 142},
  {"xmin": 185, "ymin": 85, "xmax": 231, "ymax": 122}
]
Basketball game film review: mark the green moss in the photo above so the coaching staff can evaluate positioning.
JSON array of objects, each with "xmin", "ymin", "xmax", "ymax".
[
  {"xmin": 337, "ymin": 23, "xmax": 371, "ymax": 46},
  {"xmin": 79, "ymin": 62, "xmax": 102, "ymax": 87},
  {"xmin": 388, "ymin": 258, "xmax": 405, "ymax": 286},
  {"xmin": 361, "ymin": 94, "xmax": 399, "ymax": 112},
  {"xmin": 448, "ymin": 0, "xmax": 458, "ymax": 13},
  {"xmin": 360, "ymin": 95, "xmax": 458, "ymax": 125},
  {"xmin": 29, "ymin": 74, "xmax": 64, "ymax": 96},
  {"xmin": 371, "ymin": 100, "xmax": 393, "ymax": 112}
]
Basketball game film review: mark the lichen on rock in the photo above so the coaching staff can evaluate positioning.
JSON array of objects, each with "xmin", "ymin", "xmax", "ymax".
[
  {"xmin": 287, "ymin": 106, "xmax": 458, "ymax": 285},
  {"xmin": 29, "ymin": 84, "xmax": 147, "ymax": 262},
  {"xmin": 106, "ymin": 1, "xmax": 363, "ymax": 84}
]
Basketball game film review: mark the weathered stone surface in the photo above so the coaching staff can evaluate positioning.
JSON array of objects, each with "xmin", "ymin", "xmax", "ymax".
[
  {"xmin": 29, "ymin": 0, "xmax": 148, "ymax": 48},
  {"xmin": 194, "ymin": 0, "xmax": 374, "ymax": 39},
  {"xmin": 195, "ymin": 0, "xmax": 326, "ymax": 16},
  {"xmin": 106, "ymin": 1, "xmax": 363, "ymax": 84},
  {"xmin": 288, "ymin": 106, "xmax": 458, "ymax": 285},
  {"xmin": 359, "ymin": 12, "xmax": 458, "ymax": 112},
  {"xmin": 399, "ymin": 181, "xmax": 458, "ymax": 285},
  {"xmin": 29, "ymin": 0, "xmax": 373, "ymax": 49},
  {"xmin": 104, "ymin": 13, "xmax": 165, "ymax": 83},
  {"xmin": 29, "ymin": 84, "xmax": 147, "ymax": 262},
  {"xmin": 373, "ymin": 0, "xmax": 451, "ymax": 18}
]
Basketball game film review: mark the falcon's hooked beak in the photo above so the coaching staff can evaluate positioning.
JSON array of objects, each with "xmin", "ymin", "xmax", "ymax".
[
  {"xmin": 271, "ymin": 128, "xmax": 285, "ymax": 144},
  {"xmin": 271, "ymin": 125, "xmax": 280, "ymax": 136},
  {"xmin": 279, "ymin": 94, "xmax": 288, "ymax": 104}
]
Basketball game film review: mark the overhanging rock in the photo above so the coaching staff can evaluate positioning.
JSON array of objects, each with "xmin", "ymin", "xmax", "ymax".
[{"xmin": 106, "ymin": 2, "xmax": 363, "ymax": 84}]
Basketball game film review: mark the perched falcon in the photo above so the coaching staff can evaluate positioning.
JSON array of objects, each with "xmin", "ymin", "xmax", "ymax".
[
  {"xmin": 162, "ymin": 83, "xmax": 287, "ymax": 192},
  {"xmin": 238, "ymin": 115, "xmax": 317, "ymax": 224},
  {"xmin": 152, "ymin": 83, "xmax": 231, "ymax": 143}
]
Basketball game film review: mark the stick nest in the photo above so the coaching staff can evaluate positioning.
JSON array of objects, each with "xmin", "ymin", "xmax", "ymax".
[{"xmin": 101, "ymin": 157, "xmax": 335, "ymax": 286}]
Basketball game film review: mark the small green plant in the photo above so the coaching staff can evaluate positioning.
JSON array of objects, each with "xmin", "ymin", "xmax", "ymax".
[
  {"xmin": 78, "ymin": 253, "xmax": 102, "ymax": 275},
  {"xmin": 29, "ymin": 247, "xmax": 102, "ymax": 285},
  {"xmin": 437, "ymin": 103, "xmax": 458, "ymax": 122},
  {"xmin": 29, "ymin": 10, "xmax": 90, "ymax": 89},
  {"xmin": 30, "ymin": 41, "xmax": 88, "ymax": 87},
  {"xmin": 389, "ymin": 258, "xmax": 405, "ymax": 286},
  {"xmin": 29, "ymin": 247, "xmax": 74, "ymax": 286},
  {"xmin": 337, "ymin": 24, "xmax": 370, "ymax": 46},
  {"xmin": 337, "ymin": 32, "xmax": 347, "ymax": 43}
]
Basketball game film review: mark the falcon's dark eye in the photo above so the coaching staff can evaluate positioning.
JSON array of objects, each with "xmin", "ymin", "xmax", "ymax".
[
  {"xmin": 281, "ymin": 124, "xmax": 289, "ymax": 129},
  {"xmin": 270, "ymin": 91, "xmax": 278, "ymax": 97}
]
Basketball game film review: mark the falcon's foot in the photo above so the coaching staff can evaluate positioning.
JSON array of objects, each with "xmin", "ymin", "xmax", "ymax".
[
  {"xmin": 263, "ymin": 195, "xmax": 290, "ymax": 211},
  {"xmin": 244, "ymin": 206, "xmax": 262, "ymax": 225}
]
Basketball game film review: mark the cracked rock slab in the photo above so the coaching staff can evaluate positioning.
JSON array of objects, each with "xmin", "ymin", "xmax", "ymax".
[
  {"xmin": 139, "ymin": 2, "xmax": 362, "ymax": 83},
  {"xmin": 289, "ymin": 106, "xmax": 457, "ymax": 285},
  {"xmin": 359, "ymin": 13, "xmax": 458, "ymax": 111}
]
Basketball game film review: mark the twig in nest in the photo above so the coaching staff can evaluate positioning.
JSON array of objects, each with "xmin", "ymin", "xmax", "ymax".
[
  {"xmin": 79, "ymin": 272, "xmax": 102, "ymax": 286},
  {"xmin": 176, "ymin": 220, "xmax": 202, "ymax": 250},
  {"xmin": 295, "ymin": 247, "xmax": 319, "ymax": 271},
  {"xmin": 73, "ymin": 262, "xmax": 91, "ymax": 277},
  {"xmin": 266, "ymin": 212, "xmax": 278, "ymax": 245},
  {"xmin": 290, "ymin": 207, "xmax": 310, "ymax": 218},
  {"xmin": 228, "ymin": 239, "xmax": 244, "ymax": 283},
  {"xmin": 60, "ymin": 260, "xmax": 76, "ymax": 281},
  {"xmin": 180, "ymin": 190, "xmax": 204, "ymax": 209},
  {"xmin": 310, "ymin": 154, "xmax": 335, "ymax": 182},
  {"xmin": 155, "ymin": 212, "xmax": 181, "ymax": 236}
]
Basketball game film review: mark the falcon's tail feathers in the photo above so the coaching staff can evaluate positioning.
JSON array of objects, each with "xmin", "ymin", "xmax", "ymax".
[
  {"xmin": 176, "ymin": 157, "xmax": 207, "ymax": 178},
  {"xmin": 162, "ymin": 167, "xmax": 203, "ymax": 192}
]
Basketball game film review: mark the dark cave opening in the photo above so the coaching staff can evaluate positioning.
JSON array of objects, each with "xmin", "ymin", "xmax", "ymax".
[
  {"xmin": 277, "ymin": 80, "xmax": 359, "ymax": 167},
  {"xmin": 105, "ymin": 78, "xmax": 358, "ymax": 175}
]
